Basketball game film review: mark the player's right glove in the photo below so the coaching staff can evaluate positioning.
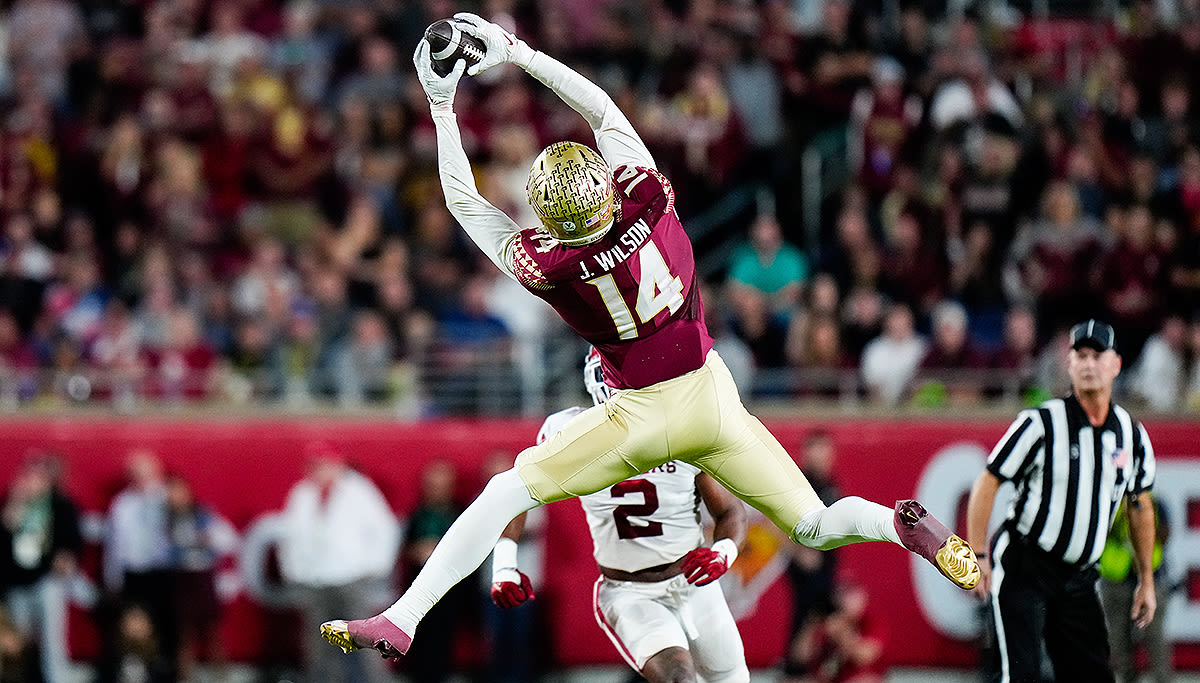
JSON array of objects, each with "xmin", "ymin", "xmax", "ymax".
[
  {"xmin": 491, "ymin": 567, "xmax": 536, "ymax": 608},
  {"xmin": 412, "ymin": 40, "xmax": 466, "ymax": 111},
  {"xmin": 452, "ymin": 12, "xmax": 536, "ymax": 75},
  {"xmin": 681, "ymin": 538, "xmax": 739, "ymax": 586}
]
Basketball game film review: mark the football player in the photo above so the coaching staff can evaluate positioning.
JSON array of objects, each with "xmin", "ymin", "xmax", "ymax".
[
  {"xmin": 321, "ymin": 13, "xmax": 979, "ymax": 660},
  {"xmin": 490, "ymin": 348, "xmax": 750, "ymax": 683}
]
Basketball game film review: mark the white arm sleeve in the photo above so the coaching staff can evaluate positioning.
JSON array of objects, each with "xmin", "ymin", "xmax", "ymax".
[
  {"xmin": 523, "ymin": 51, "xmax": 656, "ymax": 171},
  {"xmin": 432, "ymin": 109, "xmax": 520, "ymax": 279}
]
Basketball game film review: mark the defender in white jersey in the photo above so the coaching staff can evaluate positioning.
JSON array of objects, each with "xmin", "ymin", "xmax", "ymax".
[{"xmin": 490, "ymin": 349, "xmax": 750, "ymax": 683}]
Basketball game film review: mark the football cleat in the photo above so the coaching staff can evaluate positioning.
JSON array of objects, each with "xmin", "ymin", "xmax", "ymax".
[
  {"xmin": 894, "ymin": 500, "xmax": 980, "ymax": 590},
  {"xmin": 320, "ymin": 615, "xmax": 412, "ymax": 659}
]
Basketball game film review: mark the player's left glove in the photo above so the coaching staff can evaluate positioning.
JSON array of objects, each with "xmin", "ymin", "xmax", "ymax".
[
  {"xmin": 491, "ymin": 567, "xmax": 536, "ymax": 608},
  {"xmin": 681, "ymin": 538, "xmax": 739, "ymax": 586},
  {"xmin": 452, "ymin": 12, "xmax": 536, "ymax": 75},
  {"xmin": 412, "ymin": 39, "xmax": 466, "ymax": 111}
]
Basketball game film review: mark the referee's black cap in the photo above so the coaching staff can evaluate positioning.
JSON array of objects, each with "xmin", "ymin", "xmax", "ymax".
[{"xmin": 1069, "ymin": 319, "xmax": 1117, "ymax": 352}]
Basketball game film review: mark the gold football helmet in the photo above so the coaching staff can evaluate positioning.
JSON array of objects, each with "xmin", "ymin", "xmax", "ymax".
[{"xmin": 526, "ymin": 141, "xmax": 616, "ymax": 246}]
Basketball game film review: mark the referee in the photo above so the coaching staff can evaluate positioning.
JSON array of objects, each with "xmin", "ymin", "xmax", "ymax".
[{"xmin": 966, "ymin": 319, "xmax": 1157, "ymax": 682}]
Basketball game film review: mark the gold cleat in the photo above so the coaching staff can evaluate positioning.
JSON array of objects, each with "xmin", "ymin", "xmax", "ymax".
[
  {"xmin": 319, "ymin": 615, "xmax": 411, "ymax": 658},
  {"xmin": 935, "ymin": 535, "xmax": 981, "ymax": 590},
  {"xmin": 320, "ymin": 620, "xmax": 359, "ymax": 654},
  {"xmin": 894, "ymin": 499, "xmax": 981, "ymax": 591}
]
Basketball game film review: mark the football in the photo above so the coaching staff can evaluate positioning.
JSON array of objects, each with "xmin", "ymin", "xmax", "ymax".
[{"xmin": 424, "ymin": 18, "xmax": 486, "ymax": 77}]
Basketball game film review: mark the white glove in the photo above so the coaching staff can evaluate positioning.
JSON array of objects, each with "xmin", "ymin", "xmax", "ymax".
[
  {"xmin": 412, "ymin": 39, "xmax": 466, "ymax": 111},
  {"xmin": 452, "ymin": 12, "xmax": 536, "ymax": 75}
]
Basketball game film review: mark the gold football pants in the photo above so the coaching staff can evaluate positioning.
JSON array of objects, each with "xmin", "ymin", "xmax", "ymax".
[{"xmin": 515, "ymin": 350, "xmax": 823, "ymax": 533}]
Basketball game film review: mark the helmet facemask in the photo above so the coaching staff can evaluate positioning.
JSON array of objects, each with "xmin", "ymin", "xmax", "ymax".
[
  {"xmin": 583, "ymin": 347, "xmax": 611, "ymax": 406},
  {"xmin": 526, "ymin": 142, "xmax": 616, "ymax": 246}
]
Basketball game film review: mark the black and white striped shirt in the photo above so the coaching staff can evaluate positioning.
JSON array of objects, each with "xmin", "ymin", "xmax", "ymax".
[{"xmin": 986, "ymin": 394, "xmax": 1156, "ymax": 566}]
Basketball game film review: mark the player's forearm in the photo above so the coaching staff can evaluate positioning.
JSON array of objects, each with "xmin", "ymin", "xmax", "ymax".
[
  {"xmin": 500, "ymin": 511, "xmax": 528, "ymax": 543},
  {"xmin": 966, "ymin": 472, "xmax": 1000, "ymax": 556},
  {"xmin": 522, "ymin": 51, "xmax": 656, "ymax": 170},
  {"xmin": 711, "ymin": 505, "xmax": 747, "ymax": 551},
  {"xmin": 1127, "ymin": 494, "xmax": 1157, "ymax": 584},
  {"xmin": 431, "ymin": 110, "xmax": 519, "ymax": 277}
]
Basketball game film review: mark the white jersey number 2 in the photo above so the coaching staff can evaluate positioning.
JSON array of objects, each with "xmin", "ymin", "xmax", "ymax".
[{"xmin": 587, "ymin": 241, "xmax": 684, "ymax": 340}]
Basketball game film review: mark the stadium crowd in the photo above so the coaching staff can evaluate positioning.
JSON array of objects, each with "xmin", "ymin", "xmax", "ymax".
[{"xmin": 1, "ymin": 0, "xmax": 1200, "ymax": 413}]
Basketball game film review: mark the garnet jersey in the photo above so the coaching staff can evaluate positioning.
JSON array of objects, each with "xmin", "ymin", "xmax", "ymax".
[
  {"xmin": 510, "ymin": 166, "xmax": 713, "ymax": 389},
  {"xmin": 539, "ymin": 407, "xmax": 705, "ymax": 573}
]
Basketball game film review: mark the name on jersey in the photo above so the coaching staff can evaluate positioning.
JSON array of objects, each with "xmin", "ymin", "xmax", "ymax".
[
  {"xmin": 577, "ymin": 219, "xmax": 652, "ymax": 279},
  {"xmin": 642, "ymin": 462, "xmax": 678, "ymax": 474}
]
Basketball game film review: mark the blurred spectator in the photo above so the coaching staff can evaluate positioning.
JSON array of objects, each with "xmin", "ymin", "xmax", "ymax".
[
  {"xmin": 195, "ymin": 0, "xmax": 269, "ymax": 101},
  {"xmin": 820, "ymin": 206, "xmax": 882, "ymax": 295},
  {"xmin": 840, "ymin": 284, "xmax": 886, "ymax": 362},
  {"xmin": 7, "ymin": 0, "xmax": 87, "ymax": 103},
  {"xmin": 786, "ymin": 583, "xmax": 884, "ymax": 683},
  {"xmin": 162, "ymin": 48, "xmax": 219, "ymax": 143},
  {"xmin": 783, "ymin": 430, "xmax": 841, "ymax": 679},
  {"xmin": 94, "ymin": 604, "xmax": 174, "ymax": 683},
  {"xmin": 0, "ymin": 603, "xmax": 37, "ymax": 683},
  {"xmin": 202, "ymin": 102, "xmax": 258, "ymax": 225},
  {"xmin": 143, "ymin": 307, "xmax": 218, "ymax": 401},
  {"xmin": 233, "ymin": 238, "xmax": 300, "ymax": 323},
  {"xmin": 1096, "ymin": 203, "xmax": 1171, "ymax": 362},
  {"xmin": 0, "ymin": 309, "xmax": 37, "ymax": 403},
  {"xmin": 45, "ymin": 253, "xmax": 109, "ymax": 343},
  {"xmin": 727, "ymin": 211, "xmax": 809, "ymax": 323},
  {"xmin": 881, "ymin": 209, "xmax": 947, "ymax": 315},
  {"xmin": 279, "ymin": 302, "xmax": 321, "ymax": 405},
  {"xmin": 0, "ymin": 452, "xmax": 83, "ymax": 683},
  {"xmin": 1099, "ymin": 496, "xmax": 1172, "ymax": 683},
  {"xmin": 1143, "ymin": 74, "xmax": 1196, "ymax": 166},
  {"xmin": 0, "ymin": 214, "xmax": 53, "ymax": 285},
  {"xmin": 1005, "ymin": 181, "xmax": 1109, "ymax": 337},
  {"xmin": 662, "ymin": 61, "xmax": 748, "ymax": 216},
  {"xmin": 789, "ymin": 0, "xmax": 873, "ymax": 140},
  {"xmin": 271, "ymin": 0, "xmax": 333, "ymax": 106},
  {"xmin": 1184, "ymin": 316, "xmax": 1200, "ymax": 411},
  {"xmin": 1131, "ymin": 314, "xmax": 1189, "ymax": 411},
  {"xmin": 727, "ymin": 280, "xmax": 789, "ymax": 370},
  {"xmin": 410, "ymin": 202, "xmax": 474, "ymax": 318},
  {"xmin": 700, "ymin": 282, "xmax": 756, "ymax": 394},
  {"xmin": 478, "ymin": 452, "xmax": 546, "ymax": 683},
  {"xmin": 849, "ymin": 57, "xmax": 921, "ymax": 200},
  {"xmin": 89, "ymin": 300, "xmax": 143, "ymax": 408},
  {"xmin": 0, "ymin": 223, "xmax": 50, "ymax": 335},
  {"xmin": 788, "ymin": 314, "xmax": 852, "ymax": 398},
  {"xmin": 989, "ymin": 306, "xmax": 1043, "ymax": 401},
  {"xmin": 860, "ymin": 302, "xmax": 926, "ymax": 405},
  {"xmin": 1168, "ymin": 146, "xmax": 1200, "ymax": 314},
  {"xmin": 335, "ymin": 34, "xmax": 405, "ymax": 107},
  {"xmin": 103, "ymin": 450, "xmax": 175, "ymax": 673},
  {"xmin": 334, "ymin": 309, "xmax": 393, "ymax": 406},
  {"xmin": 278, "ymin": 443, "xmax": 398, "ymax": 683},
  {"xmin": 251, "ymin": 106, "xmax": 334, "ymax": 246},
  {"xmin": 928, "ymin": 49, "xmax": 1022, "ymax": 134},
  {"xmin": 959, "ymin": 122, "xmax": 1024, "ymax": 251},
  {"xmin": 401, "ymin": 460, "xmax": 473, "ymax": 683},
  {"xmin": 224, "ymin": 316, "xmax": 282, "ymax": 401},
  {"xmin": 165, "ymin": 474, "xmax": 237, "ymax": 681},
  {"xmin": 916, "ymin": 300, "xmax": 990, "ymax": 405}
]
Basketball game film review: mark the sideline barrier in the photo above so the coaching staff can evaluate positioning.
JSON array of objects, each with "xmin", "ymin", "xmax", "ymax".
[{"xmin": 1, "ymin": 417, "xmax": 1197, "ymax": 669}]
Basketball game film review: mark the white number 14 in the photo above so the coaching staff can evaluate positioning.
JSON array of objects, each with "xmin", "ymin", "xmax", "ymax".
[{"xmin": 587, "ymin": 242, "xmax": 684, "ymax": 340}]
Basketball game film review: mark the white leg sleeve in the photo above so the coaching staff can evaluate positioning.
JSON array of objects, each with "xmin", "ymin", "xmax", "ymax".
[
  {"xmin": 382, "ymin": 468, "xmax": 538, "ymax": 634},
  {"xmin": 789, "ymin": 496, "xmax": 902, "ymax": 550}
]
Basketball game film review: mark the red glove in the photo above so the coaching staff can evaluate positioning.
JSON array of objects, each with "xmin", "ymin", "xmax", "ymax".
[
  {"xmin": 490, "ymin": 568, "xmax": 536, "ymax": 608},
  {"xmin": 681, "ymin": 539, "xmax": 738, "ymax": 586}
]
